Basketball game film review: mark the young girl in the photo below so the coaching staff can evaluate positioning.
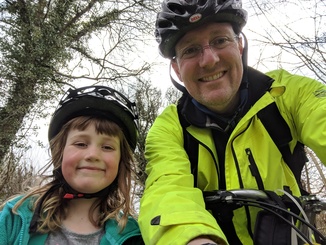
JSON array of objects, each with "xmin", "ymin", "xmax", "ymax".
[{"xmin": 0, "ymin": 86, "xmax": 143, "ymax": 244}]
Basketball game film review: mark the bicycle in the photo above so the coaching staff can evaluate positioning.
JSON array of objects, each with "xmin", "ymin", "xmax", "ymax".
[{"xmin": 204, "ymin": 189, "xmax": 326, "ymax": 245}]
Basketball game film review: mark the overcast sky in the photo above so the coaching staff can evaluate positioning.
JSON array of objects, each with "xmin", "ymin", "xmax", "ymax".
[{"xmin": 26, "ymin": 0, "xmax": 325, "ymax": 169}]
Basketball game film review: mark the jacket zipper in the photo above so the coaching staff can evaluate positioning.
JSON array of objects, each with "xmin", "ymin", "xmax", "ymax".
[
  {"xmin": 198, "ymin": 140, "xmax": 220, "ymax": 185},
  {"xmin": 18, "ymin": 209, "xmax": 25, "ymax": 245},
  {"xmin": 246, "ymin": 148, "xmax": 265, "ymax": 190},
  {"xmin": 230, "ymin": 119, "xmax": 254, "ymax": 240},
  {"xmin": 184, "ymin": 128, "xmax": 220, "ymax": 187}
]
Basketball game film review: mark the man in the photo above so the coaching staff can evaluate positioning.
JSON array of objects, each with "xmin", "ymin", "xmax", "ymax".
[{"xmin": 139, "ymin": 0, "xmax": 326, "ymax": 244}]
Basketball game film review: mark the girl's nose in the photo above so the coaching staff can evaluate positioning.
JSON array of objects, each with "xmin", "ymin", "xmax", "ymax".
[{"xmin": 85, "ymin": 146, "xmax": 100, "ymax": 161}]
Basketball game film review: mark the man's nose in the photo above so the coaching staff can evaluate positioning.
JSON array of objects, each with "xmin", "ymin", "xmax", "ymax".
[
  {"xmin": 199, "ymin": 44, "xmax": 220, "ymax": 68},
  {"xmin": 201, "ymin": 44, "xmax": 215, "ymax": 53}
]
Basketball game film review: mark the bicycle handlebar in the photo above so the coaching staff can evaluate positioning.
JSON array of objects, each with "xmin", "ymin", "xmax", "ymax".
[
  {"xmin": 203, "ymin": 189, "xmax": 326, "ymax": 245},
  {"xmin": 204, "ymin": 189, "xmax": 326, "ymax": 208},
  {"xmin": 204, "ymin": 189, "xmax": 270, "ymax": 203},
  {"xmin": 301, "ymin": 194, "xmax": 326, "ymax": 214}
]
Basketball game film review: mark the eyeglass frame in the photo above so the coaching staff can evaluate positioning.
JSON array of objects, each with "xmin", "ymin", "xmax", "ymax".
[{"xmin": 174, "ymin": 35, "xmax": 240, "ymax": 60}]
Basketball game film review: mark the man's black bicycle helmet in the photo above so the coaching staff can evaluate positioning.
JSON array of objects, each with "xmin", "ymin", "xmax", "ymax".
[
  {"xmin": 48, "ymin": 86, "xmax": 139, "ymax": 151},
  {"xmin": 155, "ymin": 0, "xmax": 248, "ymax": 59}
]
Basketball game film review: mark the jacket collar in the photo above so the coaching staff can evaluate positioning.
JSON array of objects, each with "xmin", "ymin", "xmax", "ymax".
[{"xmin": 178, "ymin": 67, "xmax": 275, "ymax": 130}]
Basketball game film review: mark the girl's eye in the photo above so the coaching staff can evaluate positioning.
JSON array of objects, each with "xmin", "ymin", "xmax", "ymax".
[
  {"xmin": 102, "ymin": 145, "xmax": 114, "ymax": 151},
  {"xmin": 74, "ymin": 142, "xmax": 87, "ymax": 147}
]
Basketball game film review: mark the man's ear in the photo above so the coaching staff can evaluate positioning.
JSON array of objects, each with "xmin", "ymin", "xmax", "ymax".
[
  {"xmin": 238, "ymin": 36, "xmax": 244, "ymax": 55},
  {"xmin": 171, "ymin": 59, "xmax": 182, "ymax": 81}
]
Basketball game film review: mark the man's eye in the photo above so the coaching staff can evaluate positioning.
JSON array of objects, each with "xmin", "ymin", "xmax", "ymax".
[
  {"xmin": 211, "ymin": 37, "xmax": 229, "ymax": 48},
  {"xmin": 184, "ymin": 46, "xmax": 199, "ymax": 54},
  {"xmin": 215, "ymin": 37, "xmax": 227, "ymax": 44},
  {"xmin": 182, "ymin": 46, "xmax": 201, "ymax": 57}
]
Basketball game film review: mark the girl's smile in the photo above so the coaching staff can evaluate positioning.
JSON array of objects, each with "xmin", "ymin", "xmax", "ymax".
[{"xmin": 61, "ymin": 123, "xmax": 121, "ymax": 194}]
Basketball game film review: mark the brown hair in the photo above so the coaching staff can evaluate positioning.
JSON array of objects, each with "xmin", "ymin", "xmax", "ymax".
[{"xmin": 12, "ymin": 116, "xmax": 137, "ymax": 232}]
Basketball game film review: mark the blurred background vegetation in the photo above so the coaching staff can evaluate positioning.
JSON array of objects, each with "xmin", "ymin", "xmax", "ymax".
[{"xmin": 0, "ymin": 0, "xmax": 325, "ymax": 235}]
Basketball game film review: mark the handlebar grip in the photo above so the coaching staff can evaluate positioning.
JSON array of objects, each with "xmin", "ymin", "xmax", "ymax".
[{"xmin": 204, "ymin": 189, "xmax": 270, "ymax": 204}]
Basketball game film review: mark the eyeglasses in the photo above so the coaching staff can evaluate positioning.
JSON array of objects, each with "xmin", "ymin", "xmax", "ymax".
[{"xmin": 175, "ymin": 35, "xmax": 239, "ymax": 60}]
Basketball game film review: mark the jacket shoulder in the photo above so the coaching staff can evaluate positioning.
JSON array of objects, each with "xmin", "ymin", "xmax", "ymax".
[
  {"xmin": 0, "ymin": 195, "xmax": 34, "ymax": 244},
  {"xmin": 148, "ymin": 104, "xmax": 182, "ymax": 135},
  {"xmin": 266, "ymin": 69, "xmax": 318, "ymax": 85}
]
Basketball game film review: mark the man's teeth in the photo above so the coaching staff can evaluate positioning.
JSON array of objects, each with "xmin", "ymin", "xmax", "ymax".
[{"xmin": 202, "ymin": 72, "xmax": 223, "ymax": 81}]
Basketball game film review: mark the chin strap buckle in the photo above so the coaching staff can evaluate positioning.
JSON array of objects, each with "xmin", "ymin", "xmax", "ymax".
[{"xmin": 63, "ymin": 193, "xmax": 85, "ymax": 199}]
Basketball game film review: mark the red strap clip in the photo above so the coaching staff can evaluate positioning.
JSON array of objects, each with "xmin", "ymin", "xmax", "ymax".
[{"xmin": 63, "ymin": 193, "xmax": 84, "ymax": 199}]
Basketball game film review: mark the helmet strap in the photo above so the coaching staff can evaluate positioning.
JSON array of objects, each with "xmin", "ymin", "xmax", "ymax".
[
  {"xmin": 240, "ymin": 32, "xmax": 249, "ymax": 87},
  {"xmin": 29, "ymin": 178, "xmax": 116, "ymax": 233},
  {"xmin": 62, "ymin": 184, "xmax": 111, "ymax": 199},
  {"xmin": 169, "ymin": 61, "xmax": 188, "ymax": 93}
]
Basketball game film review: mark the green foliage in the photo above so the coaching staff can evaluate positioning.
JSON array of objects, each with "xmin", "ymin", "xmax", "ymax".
[
  {"xmin": 0, "ymin": 0, "xmax": 158, "ymax": 165},
  {"xmin": 131, "ymin": 78, "xmax": 163, "ymax": 187}
]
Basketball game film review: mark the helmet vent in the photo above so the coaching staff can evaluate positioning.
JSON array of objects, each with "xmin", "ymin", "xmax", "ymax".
[
  {"xmin": 167, "ymin": 3, "xmax": 186, "ymax": 15},
  {"xmin": 156, "ymin": 0, "xmax": 247, "ymax": 58},
  {"xmin": 197, "ymin": 0, "xmax": 208, "ymax": 6},
  {"xmin": 158, "ymin": 19, "xmax": 173, "ymax": 28}
]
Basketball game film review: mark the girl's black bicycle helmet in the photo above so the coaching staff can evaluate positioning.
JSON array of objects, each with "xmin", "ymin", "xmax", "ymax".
[
  {"xmin": 48, "ymin": 86, "xmax": 139, "ymax": 151},
  {"xmin": 155, "ymin": 0, "xmax": 248, "ymax": 59}
]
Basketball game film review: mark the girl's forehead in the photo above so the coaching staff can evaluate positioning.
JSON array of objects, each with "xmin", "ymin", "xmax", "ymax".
[
  {"xmin": 71, "ymin": 119, "xmax": 120, "ymax": 134},
  {"xmin": 68, "ymin": 125, "xmax": 118, "ymax": 138}
]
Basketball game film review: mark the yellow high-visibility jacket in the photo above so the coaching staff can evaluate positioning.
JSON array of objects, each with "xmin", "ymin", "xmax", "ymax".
[{"xmin": 139, "ymin": 68, "xmax": 326, "ymax": 245}]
